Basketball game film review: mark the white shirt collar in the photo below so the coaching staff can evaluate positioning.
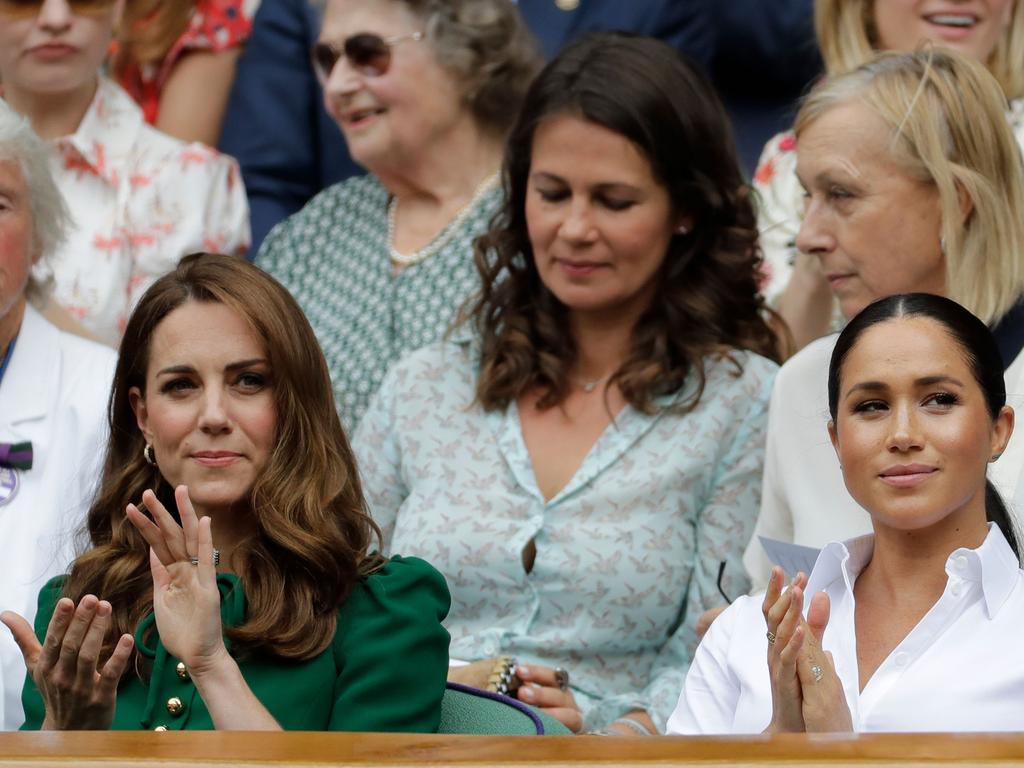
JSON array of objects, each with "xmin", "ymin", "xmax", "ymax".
[{"xmin": 806, "ymin": 523, "xmax": 1019, "ymax": 620}]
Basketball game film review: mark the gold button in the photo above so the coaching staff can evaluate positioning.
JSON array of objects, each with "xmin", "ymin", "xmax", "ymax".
[
  {"xmin": 154, "ymin": 725, "xmax": 168, "ymax": 732},
  {"xmin": 166, "ymin": 697, "xmax": 184, "ymax": 716},
  {"xmin": 176, "ymin": 662, "xmax": 190, "ymax": 681},
  {"xmin": 555, "ymin": 0, "xmax": 579, "ymax": 9}
]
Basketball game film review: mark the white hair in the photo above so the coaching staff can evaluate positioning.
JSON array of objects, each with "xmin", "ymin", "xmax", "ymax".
[{"xmin": 0, "ymin": 100, "xmax": 71, "ymax": 302}]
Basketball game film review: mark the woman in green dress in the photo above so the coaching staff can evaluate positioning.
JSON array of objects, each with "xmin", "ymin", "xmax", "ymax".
[{"xmin": 0, "ymin": 253, "xmax": 450, "ymax": 731}]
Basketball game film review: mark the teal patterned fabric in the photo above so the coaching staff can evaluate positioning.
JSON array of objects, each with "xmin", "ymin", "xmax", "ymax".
[
  {"xmin": 257, "ymin": 175, "xmax": 502, "ymax": 431},
  {"xmin": 354, "ymin": 339, "xmax": 778, "ymax": 732}
]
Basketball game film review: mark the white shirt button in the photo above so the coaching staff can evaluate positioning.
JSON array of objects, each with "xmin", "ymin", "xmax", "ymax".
[
  {"xmin": 951, "ymin": 582, "xmax": 963, "ymax": 597},
  {"xmin": 954, "ymin": 556, "xmax": 969, "ymax": 572},
  {"xmin": 894, "ymin": 651, "xmax": 909, "ymax": 667}
]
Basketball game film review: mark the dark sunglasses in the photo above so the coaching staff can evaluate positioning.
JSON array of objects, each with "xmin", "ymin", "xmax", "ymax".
[
  {"xmin": 0, "ymin": 0, "xmax": 116, "ymax": 17},
  {"xmin": 311, "ymin": 31, "xmax": 424, "ymax": 83}
]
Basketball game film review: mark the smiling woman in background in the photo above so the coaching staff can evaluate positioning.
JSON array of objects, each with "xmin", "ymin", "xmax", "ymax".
[
  {"xmin": 755, "ymin": 0, "xmax": 1023, "ymax": 349},
  {"xmin": 258, "ymin": 0, "xmax": 539, "ymax": 431},
  {"xmin": 1, "ymin": 254, "xmax": 449, "ymax": 732},
  {"xmin": 672, "ymin": 293, "xmax": 1024, "ymax": 734},
  {"xmin": 354, "ymin": 34, "xmax": 780, "ymax": 735}
]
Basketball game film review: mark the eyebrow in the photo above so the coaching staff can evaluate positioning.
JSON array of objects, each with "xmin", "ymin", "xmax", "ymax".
[
  {"xmin": 156, "ymin": 358, "xmax": 268, "ymax": 377},
  {"xmin": 530, "ymin": 171, "xmax": 643, "ymax": 194},
  {"xmin": 846, "ymin": 375, "xmax": 966, "ymax": 395}
]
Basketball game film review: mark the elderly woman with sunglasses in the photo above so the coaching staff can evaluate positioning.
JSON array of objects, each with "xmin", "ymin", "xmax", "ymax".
[
  {"xmin": 256, "ymin": 0, "xmax": 540, "ymax": 431},
  {"xmin": 0, "ymin": 0, "xmax": 250, "ymax": 347}
]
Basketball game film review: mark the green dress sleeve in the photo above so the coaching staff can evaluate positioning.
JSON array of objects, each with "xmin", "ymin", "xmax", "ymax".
[
  {"xmin": 329, "ymin": 555, "xmax": 451, "ymax": 732},
  {"xmin": 20, "ymin": 575, "xmax": 67, "ymax": 731}
]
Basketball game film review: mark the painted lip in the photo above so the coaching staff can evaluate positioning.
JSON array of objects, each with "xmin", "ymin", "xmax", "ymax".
[
  {"xmin": 28, "ymin": 43, "xmax": 78, "ymax": 60},
  {"xmin": 556, "ymin": 259, "xmax": 608, "ymax": 278},
  {"xmin": 878, "ymin": 463, "xmax": 939, "ymax": 488},
  {"xmin": 191, "ymin": 451, "xmax": 243, "ymax": 468}
]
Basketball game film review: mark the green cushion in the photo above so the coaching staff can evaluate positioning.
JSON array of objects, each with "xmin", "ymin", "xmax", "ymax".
[{"xmin": 438, "ymin": 684, "xmax": 573, "ymax": 735}]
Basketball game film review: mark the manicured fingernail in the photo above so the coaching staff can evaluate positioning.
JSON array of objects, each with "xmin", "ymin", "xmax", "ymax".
[
  {"xmin": 517, "ymin": 665, "xmax": 530, "ymax": 676},
  {"xmin": 520, "ymin": 686, "xmax": 534, "ymax": 700}
]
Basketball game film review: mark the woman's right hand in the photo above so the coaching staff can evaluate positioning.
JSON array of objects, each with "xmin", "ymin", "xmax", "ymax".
[
  {"xmin": 762, "ymin": 567, "xmax": 808, "ymax": 733},
  {"xmin": 1, "ymin": 596, "xmax": 134, "ymax": 730}
]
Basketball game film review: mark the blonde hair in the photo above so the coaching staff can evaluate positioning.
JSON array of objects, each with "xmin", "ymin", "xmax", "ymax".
[
  {"xmin": 815, "ymin": 0, "xmax": 1024, "ymax": 99},
  {"xmin": 795, "ymin": 49, "xmax": 1024, "ymax": 325}
]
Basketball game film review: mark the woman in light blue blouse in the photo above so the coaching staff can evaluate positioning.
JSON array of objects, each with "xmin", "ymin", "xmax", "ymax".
[{"xmin": 353, "ymin": 34, "xmax": 781, "ymax": 735}]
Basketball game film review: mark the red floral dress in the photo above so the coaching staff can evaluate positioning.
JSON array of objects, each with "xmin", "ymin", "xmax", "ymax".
[{"xmin": 117, "ymin": 0, "xmax": 261, "ymax": 126}]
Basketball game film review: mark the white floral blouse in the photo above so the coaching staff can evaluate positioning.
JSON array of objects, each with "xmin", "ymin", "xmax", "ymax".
[
  {"xmin": 754, "ymin": 98, "xmax": 1024, "ymax": 304},
  {"xmin": 353, "ymin": 337, "xmax": 778, "ymax": 731},
  {"xmin": 26, "ymin": 77, "xmax": 250, "ymax": 345}
]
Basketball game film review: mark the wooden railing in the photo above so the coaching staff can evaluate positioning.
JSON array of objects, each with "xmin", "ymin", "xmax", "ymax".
[{"xmin": 2, "ymin": 731, "xmax": 1024, "ymax": 767}]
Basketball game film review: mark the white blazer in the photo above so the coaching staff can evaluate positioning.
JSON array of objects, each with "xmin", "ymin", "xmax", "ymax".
[{"xmin": 0, "ymin": 306, "xmax": 116, "ymax": 730}]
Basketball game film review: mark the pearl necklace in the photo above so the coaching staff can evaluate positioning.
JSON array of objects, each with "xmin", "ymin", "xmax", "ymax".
[{"xmin": 387, "ymin": 172, "xmax": 500, "ymax": 267}]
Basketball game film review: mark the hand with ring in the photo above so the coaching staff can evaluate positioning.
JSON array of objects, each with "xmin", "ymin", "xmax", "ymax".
[
  {"xmin": 762, "ymin": 566, "xmax": 809, "ymax": 733},
  {"xmin": 125, "ymin": 486, "xmax": 227, "ymax": 676},
  {"xmin": 515, "ymin": 663, "xmax": 583, "ymax": 732},
  {"xmin": 795, "ymin": 591, "xmax": 853, "ymax": 733}
]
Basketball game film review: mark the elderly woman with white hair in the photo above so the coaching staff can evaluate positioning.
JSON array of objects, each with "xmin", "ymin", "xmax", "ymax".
[{"xmin": 0, "ymin": 101, "xmax": 116, "ymax": 730}]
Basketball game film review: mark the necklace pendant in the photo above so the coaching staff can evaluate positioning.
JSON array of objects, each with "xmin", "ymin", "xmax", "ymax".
[{"xmin": 582, "ymin": 381, "xmax": 597, "ymax": 393}]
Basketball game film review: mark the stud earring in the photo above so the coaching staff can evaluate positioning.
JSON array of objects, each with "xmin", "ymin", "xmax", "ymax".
[{"xmin": 676, "ymin": 224, "xmax": 689, "ymax": 235}]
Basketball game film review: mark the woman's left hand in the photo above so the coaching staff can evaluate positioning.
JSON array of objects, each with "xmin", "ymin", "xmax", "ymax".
[
  {"xmin": 515, "ymin": 664, "xmax": 583, "ymax": 733},
  {"xmin": 796, "ymin": 592, "xmax": 853, "ymax": 733},
  {"xmin": 125, "ymin": 486, "xmax": 227, "ymax": 675}
]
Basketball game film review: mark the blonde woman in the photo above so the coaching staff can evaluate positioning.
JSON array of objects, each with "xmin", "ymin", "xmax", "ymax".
[
  {"xmin": 756, "ymin": 0, "xmax": 1024, "ymax": 349},
  {"xmin": 743, "ymin": 50, "xmax": 1024, "ymax": 585}
]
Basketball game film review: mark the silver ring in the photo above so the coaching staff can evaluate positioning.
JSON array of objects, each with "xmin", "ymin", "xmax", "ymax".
[
  {"xmin": 810, "ymin": 664, "xmax": 824, "ymax": 683},
  {"xmin": 190, "ymin": 549, "xmax": 220, "ymax": 567},
  {"xmin": 553, "ymin": 667, "xmax": 570, "ymax": 691}
]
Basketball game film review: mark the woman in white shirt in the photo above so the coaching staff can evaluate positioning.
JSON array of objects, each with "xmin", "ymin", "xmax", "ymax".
[
  {"xmin": 0, "ymin": 0, "xmax": 249, "ymax": 345},
  {"xmin": 671, "ymin": 292, "xmax": 1024, "ymax": 734},
  {"xmin": 743, "ymin": 50, "xmax": 1024, "ymax": 587}
]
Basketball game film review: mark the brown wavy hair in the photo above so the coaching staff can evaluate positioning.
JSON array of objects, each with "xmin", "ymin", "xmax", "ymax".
[
  {"xmin": 63, "ymin": 253, "xmax": 383, "ymax": 666},
  {"xmin": 467, "ymin": 33, "xmax": 781, "ymax": 414}
]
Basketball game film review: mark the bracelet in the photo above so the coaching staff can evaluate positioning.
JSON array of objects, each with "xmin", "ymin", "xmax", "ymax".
[
  {"xmin": 612, "ymin": 716, "xmax": 655, "ymax": 736},
  {"xmin": 485, "ymin": 656, "xmax": 520, "ymax": 695}
]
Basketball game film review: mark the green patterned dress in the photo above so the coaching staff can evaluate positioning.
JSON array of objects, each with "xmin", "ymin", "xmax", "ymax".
[{"xmin": 257, "ymin": 175, "xmax": 501, "ymax": 431}]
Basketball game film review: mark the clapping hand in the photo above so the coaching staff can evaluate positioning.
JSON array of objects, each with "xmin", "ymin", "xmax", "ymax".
[
  {"xmin": 762, "ymin": 567, "xmax": 852, "ymax": 733},
  {"xmin": 1, "ymin": 596, "xmax": 134, "ymax": 730},
  {"xmin": 125, "ymin": 486, "xmax": 227, "ymax": 676}
]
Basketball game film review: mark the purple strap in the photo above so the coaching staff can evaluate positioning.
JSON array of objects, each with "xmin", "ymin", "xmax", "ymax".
[{"xmin": 445, "ymin": 681, "xmax": 546, "ymax": 734}]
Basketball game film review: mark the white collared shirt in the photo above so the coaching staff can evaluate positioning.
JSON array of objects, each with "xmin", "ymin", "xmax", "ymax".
[
  {"xmin": 668, "ymin": 524, "xmax": 1024, "ymax": 734},
  {"xmin": 11, "ymin": 77, "xmax": 250, "ymax": 345}
]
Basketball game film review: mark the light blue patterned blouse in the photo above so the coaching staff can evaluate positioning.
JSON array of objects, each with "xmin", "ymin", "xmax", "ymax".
[{"xmin": 353, "ymin": 337, "xmax": 777, "ymax": 731}]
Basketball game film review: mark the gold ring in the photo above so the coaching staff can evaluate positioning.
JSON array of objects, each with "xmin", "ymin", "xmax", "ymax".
[{"xmin": 766, "ymin": 630, "xmax": 777, "ymax": 645}]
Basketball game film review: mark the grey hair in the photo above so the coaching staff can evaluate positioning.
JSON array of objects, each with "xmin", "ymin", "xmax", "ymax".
[
  {"xmin": 398, "ymin": 0, "xmax": 541, "ymax": 135},
  {"xmin": 0, "ymin": 100, "xmax": 71, "ymax": 303}
]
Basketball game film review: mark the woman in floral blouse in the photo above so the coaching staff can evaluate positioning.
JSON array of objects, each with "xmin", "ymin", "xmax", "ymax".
[
  {"xmin": 354, "ymin": 34, "xmax": 781, "ymax": 735},
  {"xmin": 755, "ymin": 0, "xmax": 1024, "ymax": 350},
  {"xmin": 0, "ymin": 0, "xmax": 249, "ymax": 346}
]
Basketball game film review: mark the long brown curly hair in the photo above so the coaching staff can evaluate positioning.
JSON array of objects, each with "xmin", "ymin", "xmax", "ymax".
[
  {"xmin": 467, "ymin": 33, "xmax": 781, "ymax": 414},
  {"xmin": 63, "ymin": 253, "xmax": 383, "ymax": 666}
]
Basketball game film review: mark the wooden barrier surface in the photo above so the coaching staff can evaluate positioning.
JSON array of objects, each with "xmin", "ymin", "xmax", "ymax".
[{"xmin": 3, "ymin": 731, "xmax": 1024, "ymax": 768}]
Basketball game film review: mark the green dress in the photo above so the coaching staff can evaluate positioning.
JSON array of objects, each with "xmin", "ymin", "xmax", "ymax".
[
  {"xmin": 21, "ymin": 556, "xmax": 451, "ymax": 731},
  {"xmin": 256, "ymin": 174, "xmax": 502, "ymax": 432}
]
